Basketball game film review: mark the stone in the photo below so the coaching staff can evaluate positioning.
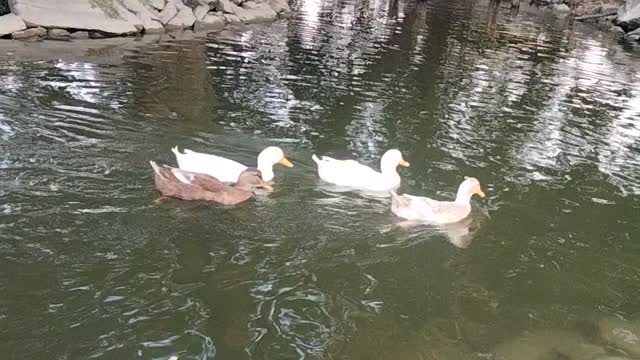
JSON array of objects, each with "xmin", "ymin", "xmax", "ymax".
[
  {"xmin": 47, "ymin": 28, "xmax": 71, "ymax": 40},
  {"xmin": 237, "ymin": 2, "xmax": 277, "ymax": 23},
  {"xmin": 194, "ymin": 4, "xmax": 210, "ymax": 20},
  {"xmin": 70, "ymin": 31, "xmax": 90, "ymax": 39},
  {"xmin": 8, "ymin": 0, "xmax": 139, "ymax": 34},
  {"xmin": 224, "ymin": 13, "xmax": 242, "ymax": 24},
  {"xmin": 232, "ymin": 0, "xmax": 243, "ymax": 6},
  {"xmin": 161, "ymin": 0, "xmax": 196, "ymax": 29},
  {"xmin": 554, "ymin": 4, "xmax": 571, "ymax": 13},
  {"xmin": 625, "ymin": 26, "xmax": 640, "ymax": 41},
  {"xmin": 146, "ymin": 0, "xmax": 167, "ymax": 11},
  {"xmin": 599, "ymin": 317, "xmax": 640, "ymax": 358},
  {"xmin": 120, "ymin": 0, "xmax": 165, "ymax": 33},
  {"xmin": 217, "ymin": 0, "xmax": 242, "ymax": 14},
  {"xmin": 194, "ymin": 13, "xmax": 226, "ymax": 31},
  {"xmin": 617, "ymin": 0, "xmax": 640, "ymax": 32},
  {"xmin": 268, "ymin": 0, "xmax": 290, "ymax": 14},
  {"xmin": 0, "ymin": 13, "xmax": 26, "ymax": 37},
  {"xmin": 12, "ymin": 26, "xmax": 47, "ymax": 40}
]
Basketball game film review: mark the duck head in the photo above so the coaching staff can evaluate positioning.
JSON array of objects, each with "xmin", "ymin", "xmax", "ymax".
[
  {"xmin": 455, "ymin": 177, "xmax": 485, "ymax": 204},
  {"xmin": 236, "ymin": 168, "xmax": 273, "ymax": 191},
  {"xmin": 380, "ymin": 149, "xmax": 410, "ymax": 173}
]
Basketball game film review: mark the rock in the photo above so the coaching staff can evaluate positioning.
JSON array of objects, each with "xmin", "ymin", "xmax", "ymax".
[
  {"xmin": 0, "ymin": 13, "xmax": 26, "ymax": 37},
  {"xmin": 554, "ymin": 4, "xmax": 571, "ymax": 13},
  {"xmin": 161, "ymin": 0, "xmax": 196, "ymax": 29},
  {"xmin": 47, "ymin": 28, "xmax": 71, "ymax": 40},
  {"xmin": 12, "ymin": 26, "xmax": 47, "ymax": 40},
  {"xmin": 232, "ymin": 0, "xmax": 243, "ymax": 6},
  {"xmin": 268, "ymin": 0, "xmax": 290, "ymax": 14},
  {"xmin": 237, "ymin": 2, "xmax": 277, "ymax": 23},
  {"xmin": 617, "ymin": 0, "xmax": 640, "ymax": 32},
  {"xmin": 625, "ymin": 26, "xmax": 640, "ymax": 40},
  {"xmin": 70, "ymin": 31, "xmax": 90, "ymax": 39},
  {"xmin": 224, "ymin": 13, "xmax": 242, "ymax": 24},
  {"xmin": 147, "ymin": 0, "xmax": 167, "ymax": 11},
  {"xmin": 194, "ymin": 4, "xmax": 210, "ymax": 20},
  {"xmin": 494, "ymin": 330, "xmax": 607, "ymax": 360},
  {"xmin": 194, "ymin": 13, "xmax": 226, "ymax": 31},
  {"xmin": 8, "ymin": 0, "xmax": 140, "ymax": 34},
  {"xmin": 217, "ymin": 0, "xmax": 242, "ymax": 14},
  {"xmin": 120, "ymin": 0, "xmax": 165, "ymax": 33},
  {"xmin": 599, "ymin": 317, "xmax": 640, "ymax": 358}
]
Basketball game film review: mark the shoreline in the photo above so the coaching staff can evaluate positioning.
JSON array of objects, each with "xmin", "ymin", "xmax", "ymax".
[{"xmin": 0, "ymin": 0, "xmax": 289, "ymax": 41}]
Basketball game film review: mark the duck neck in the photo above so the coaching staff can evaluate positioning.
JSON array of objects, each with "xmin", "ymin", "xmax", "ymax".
[
  {"xmin": 380, "ymin": 162, "xmax": 399, "ymax": 178},
  {"xmin": 455, "ymin": 190, "xmax": 473, "ymax": 205},
  {"xmin": 234, "ymin": 180, "xmax": 253, "ymax": 191},
  {"xmin": 256, "ymin": 163, "xmax": 274, "ymax": 182}
]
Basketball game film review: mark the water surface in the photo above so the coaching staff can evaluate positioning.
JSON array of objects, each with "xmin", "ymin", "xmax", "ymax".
[{"xmin": 1, "ymin": 0, "xmax": 640, "ymax": 359}]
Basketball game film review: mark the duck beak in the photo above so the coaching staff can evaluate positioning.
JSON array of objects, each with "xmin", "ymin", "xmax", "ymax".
[
  {"xmin": 278, "ymin": 157, "xmax": 294, "ymax": 168},
  {"xmin": 259, "ymin": 180, "xmax": 273, "ymax": 191},
  {"xmin": 477, "ymin": 189, "xmax": 486, "ymax": 198},
  {"xmin": 399, "ymin": 159, "xmax": 410, "ymax": 167}
]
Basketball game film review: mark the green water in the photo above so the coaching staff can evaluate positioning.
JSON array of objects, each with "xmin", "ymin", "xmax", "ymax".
[{"xmin": 1, "ymin": 0, "xmax": 640, "ymax": 359}]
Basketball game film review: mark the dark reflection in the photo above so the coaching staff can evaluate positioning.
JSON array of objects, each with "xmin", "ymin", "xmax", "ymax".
[{"xmin": 1, "ymin": 0, "xmax": 640, "ymax": 358}]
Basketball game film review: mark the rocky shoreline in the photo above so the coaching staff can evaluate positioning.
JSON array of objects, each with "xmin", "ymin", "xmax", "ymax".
[
  {"xmin": 528, "ymin": 0, "xmax": 640, "ymax": 43},
  {"xmin": 0, "ymin": 0, "xmax": 289, "ymax": 41}
]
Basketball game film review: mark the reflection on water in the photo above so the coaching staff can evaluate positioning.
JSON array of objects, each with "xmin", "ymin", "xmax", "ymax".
[{"xmin": 1, "ymin": 0, "xmax": 640, "ymax": 358}]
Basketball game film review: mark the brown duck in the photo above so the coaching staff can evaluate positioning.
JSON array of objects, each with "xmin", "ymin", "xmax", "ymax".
[{"xmin": 149, "ymin": 161, "xmax": 272, "ymax": 205}]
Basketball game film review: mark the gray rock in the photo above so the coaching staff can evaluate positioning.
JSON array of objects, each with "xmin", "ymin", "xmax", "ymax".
[
  {"xmin": 554, "ymin": 4, "xmax": 571, "ymax": 13},
  {"xmin": 48, "ymin": 28, "xmax": 71, "ymax": 40},
  {"xmin": 232, "ymin": 0, "xmax": 243, "ymax": 6},
  {"xmin": 70, "ymin": 31, "xmax": 90, "ymax": 39},
  {"xmin": 224, "ymin": 13, "xmax": 242, "ymax": 24},
  {"xmin": 194, "ymin": 4, "xmax": 210, "ymax": 20},
  {"xmin": 599, "ymin": 317, "xmax": 640, "ymax": 358},
  {"xmin": 217, "ymin": 0, "xmax": 242, "ymax": 14},
  {"xmin": 120, "ymin": 0, "xmax": 165, "ymax": 33},
  {"xmin": 194, "ymin": 13, "xmax": 226, "ymax": 31},
  {"xmin": 12, "ymin": 26, "xmax": 47, "ymax": 40},
  {"xmin": 237, "ymin": 2, "xmax": 277, "ymax": 23},
  {"xmin": 8, "ymin": 0, "xmax": 140, "ymax": 34},
  {"xmin": 268, "ymin": 0, "xmax": 290, "ymax": 14},
  {"xmin": 161, "ymin": 0, "xmax": 196, "ymax": 29},
  {"xmin": 625, "ymin": 26, "xmax": 640, "ymax": 40},
  {"xmin": 147, "ymin": 0, "xmax": 167, "ymax": 11},
  {"xmin": 617, "ymin": 0, "xmax": 640, "ymax": 32},
  {"xmin": 0, "ymin": 13, "xmax": 26, "ymax": 37}
]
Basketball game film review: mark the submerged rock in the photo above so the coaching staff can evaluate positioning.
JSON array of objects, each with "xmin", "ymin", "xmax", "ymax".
[
  {"xmin": 617, "ymin": 0, "xmax": 640, "ymax": 32},
  {"xmin": 0, "ymin": 13, "xmax": 26, "ymax": 37},
  {"xmin": 599, "ymin": 316, "xmax": 640, "ymax": 358},
  {"xmin": 12, "ymin": 27, "xmax": 47, "ymax": 40},
  {"xmin": 494, "ymin": 329, "xmax": 607, "ymax": 360}
]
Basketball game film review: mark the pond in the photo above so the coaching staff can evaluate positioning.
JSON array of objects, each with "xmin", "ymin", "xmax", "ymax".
[{"xmin": 1, "ymin": 0, "xmax": 640, "ymax": 358}]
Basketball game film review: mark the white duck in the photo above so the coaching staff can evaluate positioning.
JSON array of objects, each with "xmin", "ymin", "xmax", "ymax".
[
  {"xmin": 311, "ymin": 149, "xmax": 410, "ymax": 191},
  {"xmin": 171, "ymin": 146, "xmax": 293, "ymax": 183},
  {"xmin": 390, "ymin": 177, "xmax": 485, "ymax": 224}
]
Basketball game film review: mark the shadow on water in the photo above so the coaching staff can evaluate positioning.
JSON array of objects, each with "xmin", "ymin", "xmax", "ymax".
[{"xmin": 1, "ymin": 0, "xmax": 640, "ymax": 358}]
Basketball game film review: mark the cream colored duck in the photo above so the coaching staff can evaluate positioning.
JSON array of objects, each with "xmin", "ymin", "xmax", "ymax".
[
  {"xmin": 311, "ymin": 149, "xmax": 410, "ymax": 192},
  {"xmin": 171, "ymin": 146, "xmax": 293, "ymax": 183},
  {"xmin": 390, "ymin": 177, "xmax": 485, "ymax": 224}
]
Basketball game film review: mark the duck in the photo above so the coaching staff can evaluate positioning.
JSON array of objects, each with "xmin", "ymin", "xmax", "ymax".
[
  {"xmin": 311, "ymin": 149, "xmax": 410, "ymax": 192},
  {"xmin": 149, "ymin": 161, "xmax": 272, "ymax": 205},
  {"xmin": 390, "ymin": 177, "xmax": 485, "ymax": 224},
  {"xmin": 171, "ymin": 146, "xmax": 293, "ymax": 183}
]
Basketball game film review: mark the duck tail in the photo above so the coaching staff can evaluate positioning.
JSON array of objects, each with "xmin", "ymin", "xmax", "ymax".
[
  {"xmin": 149, "ymin": 160, "xmax": 161, "ymax": 175},
  {"xmin": 390, "ymin": 191, "xmax": 410, "ymax": 207},
  {"xmin": 312, "ymin": 154, "xmax": 321, "ymax": 164},
  {"xmin": 171, "ymin": 146, "xmax": 182, "ymax": 157}
]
